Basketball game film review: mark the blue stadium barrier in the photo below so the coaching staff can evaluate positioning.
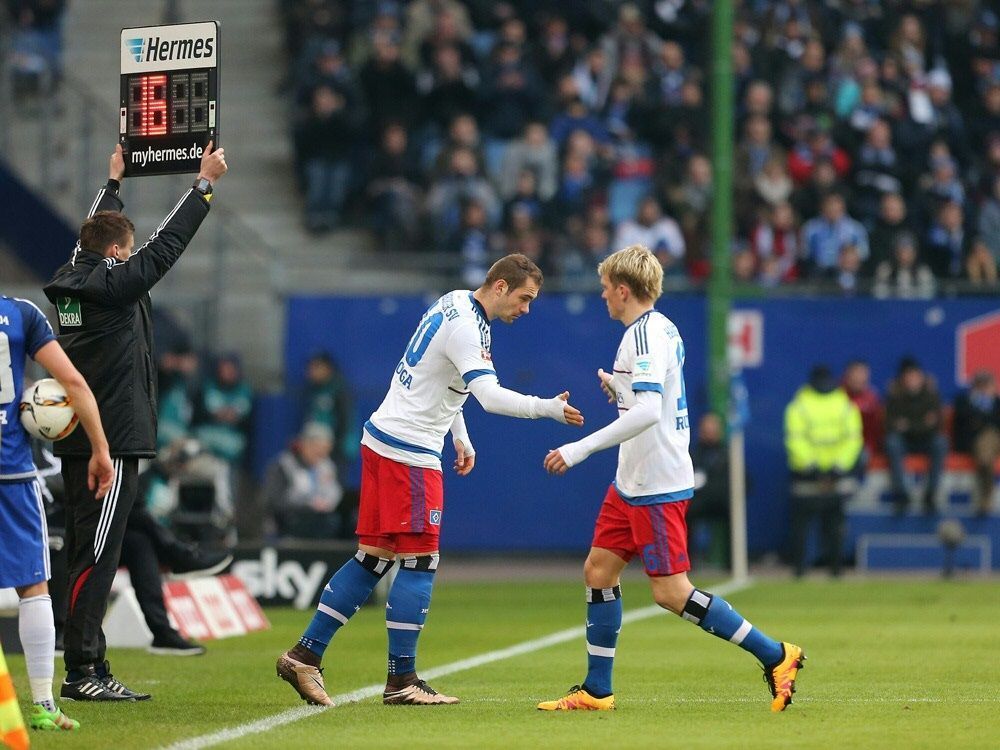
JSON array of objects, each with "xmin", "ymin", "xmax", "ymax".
[{"xmin": 257, "ymin": 294, "xmax": 1000, "ymax": 556}]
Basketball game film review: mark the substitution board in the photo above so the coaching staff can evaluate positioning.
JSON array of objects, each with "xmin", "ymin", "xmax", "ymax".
[{"xmin": 119, "ymin": 21, "xmax": 219, "ymax": 176}]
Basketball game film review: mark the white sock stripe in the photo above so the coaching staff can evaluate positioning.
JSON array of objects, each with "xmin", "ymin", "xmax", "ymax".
[
  {"xmin": 586, "ymin": 643, "xmax": 616, "ymax": 658},
  {"xmin": 385, "ymin": 620, "xmax": 423, "ymax": 631},
  {"xmin": 94, "ymin": 459, "xmax": 123, "ymax": 562},
  {"xmin": 690, "ymin": 590, "xmax": 711, "ymax": 608},
  {"xmin": 429, "ymin": 554, "xmax": 440, "ymax": 571},
  {"xmin": 374, "ymin": 559, "xmax": 391, "ymax": 574},
  {"xmin": 402, "ymin": 557, "xmax": 417, "ymax": 569},
  {"xmin": 316, "ymin": 603, "xmax": 349, "ymax": 625},
  {"xmin": 681, "ymin": 611, "xmax": 700, "ymax": 624},
  {"xmin": 602, "ymin": 587, "xmax": 616, "ymax": 602},
  {"xmin": 32, "ymin": 480, "xmax": 51, "ymax": 580},
  {"xmin": 730, "ymin": 619, "xmax": 753, "ymax": 645}
]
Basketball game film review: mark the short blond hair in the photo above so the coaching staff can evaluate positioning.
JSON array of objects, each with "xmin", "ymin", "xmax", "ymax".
[{"xmin": 598, "ymin": 244, "xmax": 663, "ymax": 301}]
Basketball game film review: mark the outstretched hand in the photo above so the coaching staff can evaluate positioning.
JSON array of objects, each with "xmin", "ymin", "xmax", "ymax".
[
  {"xmin": 109, "ymin": 144, "xmax": 125, "ymax": 181},
  {"xmin": 543, "ymin": 448, "xmax": 570, "ymax": 475},
  {"xmin": 198, "ymin": 140, "xmax": 228, "ymax": 183},
  {"xmin": 597, "ymin": 368, "xmax": 616, "ymax": 404},
  {"xmin": 555, "ymin": 391, "xmax": 584, "ymax": 426}
]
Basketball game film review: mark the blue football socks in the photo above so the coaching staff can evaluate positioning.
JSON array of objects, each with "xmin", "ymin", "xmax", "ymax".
[
  {"xmin": 682, "ymin": 589, "xmax": 784, "ymax": 667},
  {"xmin": 386, "ymin": 555, "xmax": 438, "ymax": 676},
  {"xmin": 582, "ymin": 586, "xmax": 622, "ymax": 698},
  {"xmin": 299, "ymin": 551, "xmax": 392, "ymax": 658}
]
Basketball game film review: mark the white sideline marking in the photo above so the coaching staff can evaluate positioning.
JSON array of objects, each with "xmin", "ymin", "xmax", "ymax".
[{"xmin": 164, "ymin": 579, "xmax": 750, "ymax": 750}]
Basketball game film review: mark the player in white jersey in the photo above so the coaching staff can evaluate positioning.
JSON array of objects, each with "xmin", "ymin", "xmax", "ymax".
[
  {"xmin": 537, "ymin": 245, "xmax": 805, "ymax": 713},
  {"xmin": 278, "ymin": 254, "xmax": 583, "ymax": 707}
]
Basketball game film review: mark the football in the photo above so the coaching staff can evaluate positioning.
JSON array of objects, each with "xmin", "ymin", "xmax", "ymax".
[{"xmin": 19, "ymin": 378, "xmax": 79, "ymax": 441}]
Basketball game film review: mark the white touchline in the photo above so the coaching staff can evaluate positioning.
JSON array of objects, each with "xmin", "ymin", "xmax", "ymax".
[{"xmin": 164, "ymin": 578, "xmax": 751, "ymax": 750}]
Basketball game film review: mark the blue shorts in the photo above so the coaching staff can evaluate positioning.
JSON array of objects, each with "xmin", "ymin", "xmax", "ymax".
[{"xmin": 0, "ymin": 480, "xmax": 49, "ymax": 588}]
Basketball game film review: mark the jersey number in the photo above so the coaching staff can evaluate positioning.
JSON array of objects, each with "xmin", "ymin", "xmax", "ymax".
[
  {"xmin": 0, "ymin": 333, "xmax": 15, "ymax": 448},
  {"xmin": 676, "ymin": 341, "xmax": 688, "ymax": 412},
  {"xmin": 0, "ymin": 333, "xmax": 14, "ymax": 405},
  {"xmin": 405, "ymin": 312, "xmax": 444, "ymax": 367}
]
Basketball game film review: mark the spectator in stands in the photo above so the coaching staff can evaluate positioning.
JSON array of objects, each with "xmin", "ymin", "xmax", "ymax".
[
  {"xmin": 479, "ymin": 41, "xmax": 543, "ymax": 141},
  {"xmin": 884, "ymin": 357, "xmax": 947, "ymax": 515},
  {"xmin": 841, "ymin": 360, "xmax": 883, "ymax": 469},
  {"xmin": 295, "ymin": 84, "xmax": 358, "ymax": 234},
  {"xmin": 873, "ymin": 232, "xmax": 936, "ymax": 299},
  {"xmin": 498, "ymin": 121, "xmax": 558, "ymax": 202},
  {"xmin": 295, "ymin": 39, "xmax": 355, "ymax": 111},
  {"xmin": 559, "ymin": 219, "xmax": 612, "ymax": 279},
  {"xmin": 976, "ymin": 175, "xmax": 1000, "ymax": 264},
  {"xmin": 195, "ymin": 354, "xmax": 252, "ymax": 474},
  {"xmin": 572, "ymin": 45, "xmax": 613, "ymax": 112},
  {"xmin": 868, "ymin": 192, "xmax": 912, "ymax": 274},
  {"xmin": 359, "ymin": 30, "xmax": 418, "ymax": 131},
  {"xmin": 534, "ymin": 15, "xmax": 576, "ymax": 92},
  {"xmin": 752, "ymin": 157, "xmax": 794, "ymax": 216},
  {"xmin": 263, "ymin": 422, "xmax": 344, "ymax": 540},
  {"xmin": 735, "ymin": 114, "xmax": 784, "ymax": 211},
  {"xmin": 416, "ymin": 43, "xmax": 480, "ymax": 132},
  {"xmin": 952, "ymin": 371, "xmax": 1000, "ymax": 516},
  {"xmin": 925, "ymin": 200, "xmax": 968, "ymax": 278},
  {"xmin": 750, "ymin": 201, "xmax": 799, "ymax": 283},
  {"xmin": 793, "ymin": 154, "xmax": 844, "ymax": 218},
  {"xmin": 549, "ymin": 89, "xmax": 611, "ymax": 148},
  {"xmin": 6, "ymin": 0, "xmax": 67, "ymax": 93},
  {"xmin": 801, "ymin": 192, "xmax": 869, "ymax": 277},
  {"xmin": 429, "ymin": 113, "xmax": 485, "ymax": 181},
  {"xmin": 851, "ymin": 118, "xmax": 902, "ymax": 228},
  {"xmin": 835, "ymin": 244, "xmax": 863, "ymax": 294},
  {"xmin": 613, "ymin": 196, "xmax": 685, "ymax": 276},
  {"xmin": 449, "ymin": 197, "xmax": 493, "ymax": 286},
  {"xmin": 784, "ymin": 364, "xmax": 863, "ymax": 577},
  {"xmin": 599, "ymin": 2, "xmax": 663, "ymax": 76},
  {"xmin": 402, "ymin": 0, "xmax": 472, "ymax": 71},
  {"xmin": 425, "ymin": 146, "xmax": 500, "ymax": 240},
  {"xmin": 157, "ymin": 345, "xmax": 200, "ymax": 450},
  {"xmin": 689, "ymin": 412, "xmax": 730, "ymax": 568},
  {"xmin": 966, "ymin": 237, "xmax": 999, "ymax": 286},
  {"xmin": 788, "ymin": 124, "xmax": 851, "ymax": 186},
  {"xmin": 299, "ymin": 352, "xmax": 356, "ymax": 478},
  {"xmin": 366, "ymin": 121, "xmax": 424, "ymax": 252}
]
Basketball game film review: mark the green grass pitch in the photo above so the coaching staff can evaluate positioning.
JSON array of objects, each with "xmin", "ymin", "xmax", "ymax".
[{"xmin": 5, "ymin": 578, "xmax": 999, "ymax": 749}]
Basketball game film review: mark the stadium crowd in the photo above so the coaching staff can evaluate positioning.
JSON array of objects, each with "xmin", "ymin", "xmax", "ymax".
[{"xmin": 279, "ymin": 0, "xmax": 1000, "ymax": 289}]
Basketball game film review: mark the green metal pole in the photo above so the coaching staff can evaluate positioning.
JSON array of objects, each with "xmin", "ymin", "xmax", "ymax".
[{"xmin": 708, "ymin": 0, "xmax": 734, "ymax": 418}]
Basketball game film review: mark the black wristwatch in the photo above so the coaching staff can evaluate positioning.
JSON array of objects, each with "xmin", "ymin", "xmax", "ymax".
[{"xmin": 192, "ymin": 177, "xmax": 213, "ymax": 196}]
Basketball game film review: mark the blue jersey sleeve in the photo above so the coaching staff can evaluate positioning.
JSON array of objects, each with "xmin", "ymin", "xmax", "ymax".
[{"xmin": 16, "ymin": 299, "xmax": 56, "ymax": 357}]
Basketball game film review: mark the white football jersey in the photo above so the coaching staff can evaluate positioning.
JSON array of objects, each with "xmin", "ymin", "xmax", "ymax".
[
  {"xmin": 609, "ymin": 310, "xmax": 694, "ymax": 504},
  {"xmin": 362, "ymin": 291, "xmax": 497, "ymax": 469}
]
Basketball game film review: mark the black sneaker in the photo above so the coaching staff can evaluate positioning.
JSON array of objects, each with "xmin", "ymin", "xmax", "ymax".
[
  {"xmin": 148, "ymin": 630, "xmax": 207, "ymax": 656},
  {"xmin": 60, "ymin": 664, "xmax": 134, "ymax": 702},
  {"xmin": 169, "ymin": 548, "xmax": 234, "ymax": 579},
  {"xmin": 98, "ymin": 661, "xmax": 152, "ymax": 701}
]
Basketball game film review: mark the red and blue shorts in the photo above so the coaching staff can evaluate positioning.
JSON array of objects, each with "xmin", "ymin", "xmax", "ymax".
[
  {"xmin": 591, "ymin": 484, "xmax": 691, "ymax": 576},
  {"xmin": 356, "ymin": 445, "xmax": 444, "ymax": 554}
]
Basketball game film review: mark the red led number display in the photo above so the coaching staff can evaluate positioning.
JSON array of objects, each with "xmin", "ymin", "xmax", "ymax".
[{"xmin": 128, "ymin": 74, "xmax": 168, "ymax": 136}]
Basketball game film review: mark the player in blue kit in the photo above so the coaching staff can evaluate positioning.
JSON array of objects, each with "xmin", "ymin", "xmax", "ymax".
[
  {"xmin": 536, "ymin": 245, "xmax": 805, "ymax": 712},
  {"xmin": 0, "ymin": 295, "xmax": 113, "ymax": 730},
  {"xmin": 277, "ymin": 254, "xmax": 584, "ymax": 707}
]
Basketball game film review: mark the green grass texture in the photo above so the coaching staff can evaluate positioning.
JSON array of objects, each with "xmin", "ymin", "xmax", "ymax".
[{"xmin": 5, "ymin": 578, "xmax": 999, "ymax": 749}]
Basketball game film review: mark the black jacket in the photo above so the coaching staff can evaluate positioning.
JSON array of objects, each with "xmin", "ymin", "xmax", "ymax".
[
  {"xmin": 43, "ymin": 180, "xmax": 210, "ymax": 458},
  {"xmin": 952, "ymin": 391, "xmax": 1000, "ymax": 454}
]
